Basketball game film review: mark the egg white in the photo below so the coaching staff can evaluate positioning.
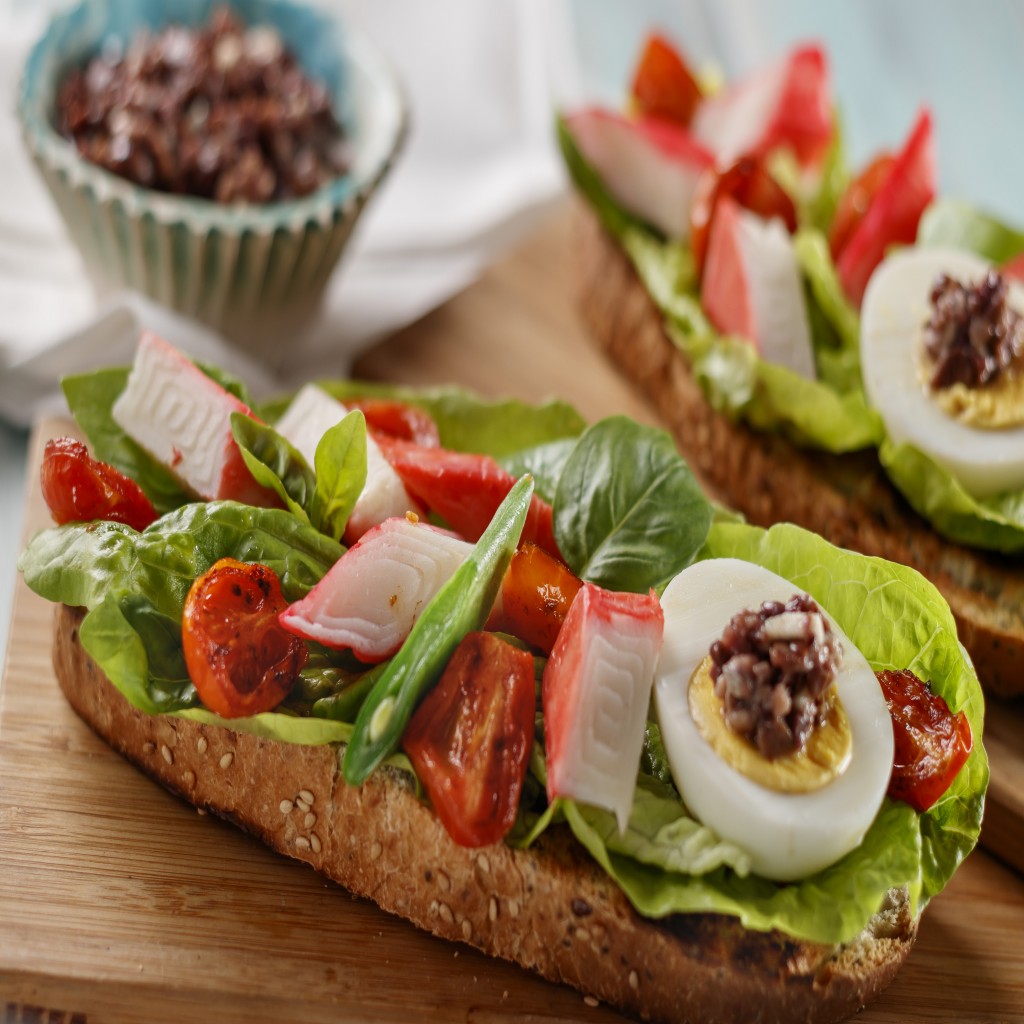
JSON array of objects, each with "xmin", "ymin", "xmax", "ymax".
[
  {"xmin": 654, "ymin": 558, "xmax": 894, "ymax": 882},
  {"xmin": 860, "ymin": 245, "xmax": 1024, "ymax": 498}
]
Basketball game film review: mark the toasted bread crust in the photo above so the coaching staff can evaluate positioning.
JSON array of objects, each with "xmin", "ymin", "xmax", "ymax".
[
  {"xmin": 54, "ymin": 604, "xmax": 916, "ymax": 1024},
  {"xmin": 574, "ymin": 206, "xmax": 1024, "ymax": 697}
]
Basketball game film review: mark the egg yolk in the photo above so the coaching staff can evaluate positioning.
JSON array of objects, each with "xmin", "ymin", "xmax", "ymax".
[
  {"xmin": 687, "ymin": 656, "xmax": 852, "ymax": 793},
  {"xmin": 919, "ymin": 354, "xmax": 1024, "ymax": 430}
]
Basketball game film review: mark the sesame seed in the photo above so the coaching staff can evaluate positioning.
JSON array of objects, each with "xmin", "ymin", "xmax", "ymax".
[
  {"xmin": 295, "ymin": 798, "xmax": 311, "ymax": 814},
  {"xmin": 575, "ymin": 927, "xmax": 590, "ymax": 943},
  {"xmin": 310, "ymin": 833, "xmax": 322, "ymax": 854},
  {"xmin": 508, "ymin": 899, "xmax": 520, "ymax": 918},
  {"xmin": 142, "ymin": 742, "xmax": 156, "ymax": 755},
  {"xmin": 370, "ymin": 841, "xmax": 383, "ymax": 861},
  {"xmin": 197, "ymin": 808, "xmax": 207, "ymax": 816},
  {"xmin": 583, "ymin": 995, "xmax": 599, "ymax": 1008},
  {"xmin": 438, "ymin": 902, "xmax": 454, "ymax": 925},
  {"xmin": 429, "ymin": 900, "xmax": 439, "ymax": 916},
  {"xmin": 304, "ymin": 812, "xmax": 316, "ymax": 828},
  {"xmin": 476, "ymin": 853, "xmax": 490, "ymax": 874},
  {"xmin": 197, "ymin": 736, "xmax": 208, "ymax": 755},
  {"xmin": 183, "ymin": 770, "xmax": 196, "ymax": 788},
  {"xmin": 280, "ymin": 799, "xmax": 293, "ymax": 815},
  {"xmin": 437, "ymin": 870, "xmax": 451, "ymax": 892},
  {"xmin": 298, "ymin": 789, "xmax": 314, "ymax": 805},
  {"xmin": 160, "ymin": 744, "xmax": 174, "ymax": 765},
  {"xmin": 219, "ymin": 752, "xmax": 234, "ymax": 769},
  {"xmin": 461, "ymin": 919, "xmax": 472, "ymax": 940},
  {"xmin": 295, "ymin": 836, "xmax": 311, "ymax": 851},
  {"xmin": 488, "ymin": 897, "xmax": 498, "ymax": 922},
  {"xmin": 628, "ymin": 970, "xmax": 639, "ymax": 990}
]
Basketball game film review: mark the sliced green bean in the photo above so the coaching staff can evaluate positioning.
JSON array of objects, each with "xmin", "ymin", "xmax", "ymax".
[{"xmin": 342, "ymin": 475, "xmax": 535, "ymax": 784}]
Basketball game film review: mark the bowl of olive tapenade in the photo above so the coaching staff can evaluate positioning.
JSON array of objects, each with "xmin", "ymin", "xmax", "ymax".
[{"xmin": 18, "ymin": 0, "xmax": 407, "ymax": 367}]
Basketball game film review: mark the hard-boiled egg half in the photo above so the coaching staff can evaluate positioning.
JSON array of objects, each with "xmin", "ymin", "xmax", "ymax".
[
  {"xmin": 861, "ymin": 246, "xmax": 1024, "ymax": 498},
  {"xmin": 653, "ymin": 558, "xmax": 893, "ymax": 881}
]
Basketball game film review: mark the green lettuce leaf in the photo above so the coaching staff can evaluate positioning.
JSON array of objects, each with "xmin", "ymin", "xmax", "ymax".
[
  {"xmin": 879, "ymin": 440, "xmax": 1024, "ymax": 553},
  {"xmin": 261, "ymin": 383, "xmax": 586, "ymax": 459},
  {"xmin": 918, "ymin": 198, "xmax": 1024, "ymax": 263}
]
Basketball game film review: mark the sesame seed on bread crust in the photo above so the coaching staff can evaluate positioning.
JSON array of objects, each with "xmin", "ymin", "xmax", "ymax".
[
  {"xmin": 53, "ymin": 604, "xmax": 917, "ymax": 1024},
  {"xmin": 573, "ymin": 204, "xmax": 1024, "ymax": 698}
]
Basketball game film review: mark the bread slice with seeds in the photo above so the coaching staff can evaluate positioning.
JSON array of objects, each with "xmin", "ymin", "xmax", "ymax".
[
  {"xmin": 54, "ymin": 604, "xmax": 917, "ymax": 1024},
  {"xmin": 573, "ymin": 205, "xmax": 1024, "ymax": 698}
]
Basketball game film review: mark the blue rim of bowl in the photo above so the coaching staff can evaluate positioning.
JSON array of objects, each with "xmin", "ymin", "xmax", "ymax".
[{"xmin": 17, "ymin": 0, "xmax": 409, "ymax": 231}]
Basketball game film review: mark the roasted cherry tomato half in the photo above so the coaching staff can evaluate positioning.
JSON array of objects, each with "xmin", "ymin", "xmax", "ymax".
[
  {"xmin": 182, "ymin": 557, "xmax": 307, "ymax": 718},
  {"xmin": 346, "ymin": 398, "xmax": 440, "ymax": 448},
  {"xmin": 877, "ymin": 668, "xmax": 973, "ymax": 813},
  {"xmin": 41, "ymin": 437, "xmax": 158, "ymax": 532},
  {"xmin": 828, "ymin": 153, "xmax": 895, "ymax": 260},
  {"xmin": 630, "ymin": 32, "xmax": 702, "ymax": 128},
  {"xmin": 690, "ymin": 156, "xmax": 798, "ymax": 281},
  {"xmin": 402, "ymin": 631, "xmax": 535, "ymax": 847},
  {"xmin": 495, "ymin": 543, "xmax": 583, "ymax": 655}
]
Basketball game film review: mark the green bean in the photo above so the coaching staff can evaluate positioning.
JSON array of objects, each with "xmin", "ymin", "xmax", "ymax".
[{"xmin": 342, "ymin": 475, "xmax": 535, "ymax": 785}]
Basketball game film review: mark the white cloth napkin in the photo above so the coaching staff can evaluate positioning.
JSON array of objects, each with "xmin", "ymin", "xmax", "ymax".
[{"xmin": 0, "ymin": 0, "xmax": 575, "ymax": 424}]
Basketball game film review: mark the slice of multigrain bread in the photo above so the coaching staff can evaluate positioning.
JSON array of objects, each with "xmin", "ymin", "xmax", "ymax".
[
  {"xmin": 55, "ymin": 604, "xmax": 916, "ymax": 1024},
  {"xmin": 574, "ymin": 205, "xmax": 1024, "ymax": 698}
]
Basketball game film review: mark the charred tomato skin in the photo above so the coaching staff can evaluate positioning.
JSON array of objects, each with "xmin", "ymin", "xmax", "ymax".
[
  {"xmin": 402, "ymin": 631, "xmax": 536, "ymax": 847},
  {"xmin": 182, "ymin": 557, "xmax": 307, "ymax": 718},
  {"xmin": 630, "ymin": 32, "xmax": 702, "ymax": 128},
  {"xmin": 496, "ymin": 543, "xmax": 583, "ymax": 654},
  {"xmin": 877, "ymin": 668, "xmax": 973, "ymax": 813},
  {"xmin": 41, "ymin": 437, "xmax": 158, "ymax": 532}
]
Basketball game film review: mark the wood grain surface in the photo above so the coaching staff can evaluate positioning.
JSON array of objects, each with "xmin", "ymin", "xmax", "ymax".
[{"xmin": 1, "ymin": 211, "xmax": 1022, "ymax": 1024}]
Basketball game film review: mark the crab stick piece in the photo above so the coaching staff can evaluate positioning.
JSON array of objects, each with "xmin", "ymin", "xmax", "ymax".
[
  {"xmin": 111, "ymin": 332, "xmax": 278, "ymax": 507},
  {"xmin": 565, "ymin": 108, "xmax": 713, "ymax": 240},
  {"xmin": 701, "ymin": 197, "xmax": 816, "ymax": 380},
  {"xmin": 692, "ymin": 44, "xmax": 833, "ymax": 168},
  {"xmin": 543, "ymin": 583, "xmax": 664, "ymax": 832},
  {"xmin": 279, "ymin": 516, "xmax": 474, "ymax": 663},
  {"xmin": 274, "ymin": 383, "xmax": 420, "ymax": 543}
]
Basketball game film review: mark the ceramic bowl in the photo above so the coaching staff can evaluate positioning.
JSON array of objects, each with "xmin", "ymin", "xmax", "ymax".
[{"xmin": 18, "ymin": 0, "xmax": 407, "ymax": 367}]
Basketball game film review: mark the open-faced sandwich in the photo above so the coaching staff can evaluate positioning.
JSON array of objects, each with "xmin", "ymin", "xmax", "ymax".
[
  {"xmin": 19, "ymin": 336, "xmax": 986, "ymax": 1024},
  {"xmin": 560, "ymin": 33, "xmax": 1024, "ymax": 697}
]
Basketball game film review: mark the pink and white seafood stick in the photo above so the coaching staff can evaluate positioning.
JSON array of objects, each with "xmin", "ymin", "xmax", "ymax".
[
  {"xmin": 543, "ymin": 584, "xmax": 664, "ymax": 833},
  {"xmin": 279, "ymin": 516, "xmax": 474, "ymax": 663},
  {"xmin": 111, "ymin": 332, "xmax": 278, "ymax": 506},
  {"xmin": 274, "ymin": 383, "xmax": 419, "ymax": 543},
  {"xmin": 566, "ymin": 108, "xmax": 713, "ymax": 240},
  {"xmin": 693, "ymin": 45, "xmax": 832, "ymax": 168},
  {"xmin": 701, "ymin": 197, "xmax": 816, "ymax": 380}
]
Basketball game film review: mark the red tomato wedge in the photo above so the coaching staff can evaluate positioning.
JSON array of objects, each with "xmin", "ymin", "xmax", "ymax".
[
  {"xmin": 835, "ymin": 109, "xmax": 937, "ymax": 306},
  {"xmin": 346, "ymin": 397, "xmax": 441, "ymax": 448},
  {"xmin": 402, "ymin": 631, "xmax": 536, "ymax": 847},
  {"xmin": 630, "ymin": 32, "xmax": 702, "ymax": 127},
  {"xmin": 494, "ymin": 543, "xmax": 583, "ymax": 654},
  {"xmin": 183, "ymin": 558, "xmax": 307, "ymax": 718},
  {"xmin": 690, "ymin": 155, "xmax": 798, "ymax": 281},
  {"xmin": 828, "ymin": 153, "xmax": 896, "ymax": 260},
  {"xmin": 41, "ymin": 437, "xmax": 158, "ymax": 531},
  {"xmin": 877, "ymin": 668, "xmax": 973, "ymax": 813},
  {"xmin": 374, "ymin": 435, "xmax": 561, "ymax": 559},
  {"xmin": 543, "ymin": 583, "xmax": 664, "ymax": 831}
]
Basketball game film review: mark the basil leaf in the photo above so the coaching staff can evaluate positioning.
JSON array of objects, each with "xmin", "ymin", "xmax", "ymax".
[
  {"xmin": 500, "ymin": 437, "xmax": 578, "ymax": 504},
  {"xmin": 554, "ymin": 417, "xmax": 712, "ymax": 592},
  {"xmin": 231, "ymin": 413, "xmax": 316, "ymax": 525},
  {"xmin": 311, "ymin": 410, "xmax": 367, "ymax": 543}
]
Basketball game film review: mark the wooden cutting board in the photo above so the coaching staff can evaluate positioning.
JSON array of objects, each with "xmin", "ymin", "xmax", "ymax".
[{"xmin": 2, "ymin": 211, "xmax": 1023, "ymax": 1024}]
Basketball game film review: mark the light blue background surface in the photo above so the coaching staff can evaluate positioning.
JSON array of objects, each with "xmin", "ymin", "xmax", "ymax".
[{"xmin": 3, "ymin": 0, "xmax": 1023, "ymax": 662}]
